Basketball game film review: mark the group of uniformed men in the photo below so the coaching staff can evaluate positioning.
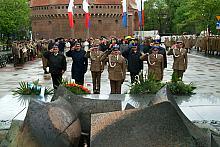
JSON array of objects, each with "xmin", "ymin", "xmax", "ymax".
[
  {"xmin": 41, "ymin": 36, "xmax": 189, "ymax": 94},
  {"xmin": 11, "ymin": 34, "xmax": 220, "ymax": 94}
]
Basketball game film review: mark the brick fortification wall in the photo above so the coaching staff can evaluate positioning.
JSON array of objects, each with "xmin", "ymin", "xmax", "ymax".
[{"xmin": 30, "ymin": 0, "xmax": 138, "ymax": 40}]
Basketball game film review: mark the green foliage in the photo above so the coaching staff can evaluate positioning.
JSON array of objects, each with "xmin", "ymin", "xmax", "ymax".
[
  {"xmin": 0, "ymin": 0, "xmax": 31, "ymax": 41},
  {"xmin": 12, "ymin": 80, "xmax": 53, "ymax": 96},
  {"xmin": 167, "ymin": 72, "xmax": 196, "ymax": 95},
  {"xmin": 171, "ymin": 72, "xmax": 181, "ymax": 83},
  {"xmin": 167, "ymin": 81, "xmax": 196, "ymax": 95},
  {"xmin": 144, "ymin": 0, "xmax": 220, "ymax": 34},
  {"xmin": 129, "ymin": 72, "xmax": 165, "ymax": 94},
  {"xmin": 129, "ymin": 71, "xmax": 196, "ymax": 96}
]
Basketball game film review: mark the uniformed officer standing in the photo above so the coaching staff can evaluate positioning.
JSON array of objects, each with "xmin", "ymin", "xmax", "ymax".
[
  {"xmin": 141, "ymin": 46, "xmax": 164, "ymax": 81},
  {"xmin": 66, "ymin": 43, "xmax": 88, "ymax": 85},
  {"xmin": 122, "ymin": 44, "xmax": 143, "ymax": 83},
  {"xmin": 167, "ymin": 41, "xmax": 188, "ymax": 80},
  {"xmin": 85, "ymin": 39, "xmax": 104, "ymax": 94},
  {"xmin": 100, "ymin": 45, "xmax": 126, "ymax": 94},
  {"xmin": 41, "ymin": 41, "xmax": 49, "ymax": 74}
]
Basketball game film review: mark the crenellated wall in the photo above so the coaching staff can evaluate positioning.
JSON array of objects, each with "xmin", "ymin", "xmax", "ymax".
[{"xmin": 30, "ymin": 0, "xmax": 138, "ymax": 39}]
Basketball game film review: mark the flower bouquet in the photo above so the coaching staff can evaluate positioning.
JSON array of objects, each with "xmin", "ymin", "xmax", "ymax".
[
  {"xmin": 12, "ymin": 79, "xmax": 53, "ymax": 96},
  {"xmin": 63, "ymin": 82, "xmax": 91, "ymax": 95}
]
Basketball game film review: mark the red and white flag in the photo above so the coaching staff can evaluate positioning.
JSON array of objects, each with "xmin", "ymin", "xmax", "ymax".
[
  {"xmin": 68, "ymin": 0, "xmax": 74, "ymax": 29},
  {"xmin": 83, "ymin": 0, "xmax": 90, "ymax": 29}
]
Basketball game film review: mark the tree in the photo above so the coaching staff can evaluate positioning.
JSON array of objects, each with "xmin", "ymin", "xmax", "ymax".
[
  {"xmin": 143, "ymin": 0, "xmax": 220, "ymax": 34},
  {"xmin": 0, "ymin": 0, "xmax": 30, "ymax": 42},
  {"xmin": 173, "ymin": 0, "xmax": 220, "ymax": 34},
  {"xmin": 144, "ymin": 0, "xmax": 183, "ymax": 34},
  {"xmin": 144, "ymin": 0, "xmax": 168, "ymax": 33}
]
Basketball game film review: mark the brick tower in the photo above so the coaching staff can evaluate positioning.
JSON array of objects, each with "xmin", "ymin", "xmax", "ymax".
[{"xmin": 30, "ymin": 0, "xmax": 139, "ymax": 40}]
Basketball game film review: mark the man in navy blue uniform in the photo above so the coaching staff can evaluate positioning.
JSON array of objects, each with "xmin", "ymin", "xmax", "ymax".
[
  {"xmin": 66, "ymin": 43, "xmax": 88, "ymax": 85},
  {"xmin": 122, "ymin": 44, "xmax": 143, "ymax": 83}
]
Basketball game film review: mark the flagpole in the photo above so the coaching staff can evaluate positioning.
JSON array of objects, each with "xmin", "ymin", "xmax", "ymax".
[
  {"xmin": 71, "ymin": 28, "xmax": 75, "ymax": 38},
  {"xmin": 87, "ymin": 26, "xmax": 90, "ymax": 39},
  {"xmin": 87, "ymin": 0, "xmax": 90, "ymax": 39},
  {"xmin": 126, "ymin": 0, "xmax": 129, "ymax": 36},
  {"xmin": 141, "ymin": 0, "xmax": 144, "ymax": 40}
]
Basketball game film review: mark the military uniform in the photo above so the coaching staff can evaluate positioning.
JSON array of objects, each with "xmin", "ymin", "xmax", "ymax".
[
  {"xmin": 12, "ymin": 43, "xmax": 20, "ymax": 67},
  {"xmin": 41, "ymin": 43, "xmax": 49, "ymax": 74},
  {"xmin": 141, "ymin": 49, "xmax": 164, "ymax": 81},
  {"xmin": 195, "ymin": 37, "xmax": 202, "ymax": 51},
  {"xmin": 101, "ymin": 48, "xmax": 126, "ymax": 94},
  {"xmin": 86, "ymin": 49, "xmax": 104, "ymax": 94},
  {"xmin": 167, "ymin": 47, "xmax": 188, "ymax": 80},
  {"xmin": 217, "ymin": 37, "xmax": 220, "ymax": 54},
  {"xmin": 164, "ymin": 38, "xmax": 170, "ymax": 50}
]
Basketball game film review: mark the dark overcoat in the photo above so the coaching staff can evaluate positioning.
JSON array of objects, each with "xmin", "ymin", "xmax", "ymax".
[
  {"xmin": 66, "ymin": 49, "xmax": 88, "ymax": 81},
  {"xmin": 122, "ymin": 49, "xmax": 143, "ymax": 74}
]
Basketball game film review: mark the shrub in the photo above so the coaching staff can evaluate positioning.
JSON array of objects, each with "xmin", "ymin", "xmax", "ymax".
[
  {"xmin": 167, "ymin": 81, "xmax": 196, "ymax": 95},
  {"xmin": 167, "ymin": 72, "xmax": 196, "ymax": 95},
  {"xmin": 129, "ymin": 72, "xmax": 165, "ymax": 94},
  {"xmin": 129, "ymin": 72, "xmax": 196, "ymax": 96}
]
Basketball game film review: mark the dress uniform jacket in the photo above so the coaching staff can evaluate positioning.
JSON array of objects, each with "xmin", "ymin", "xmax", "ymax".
[
  {"xmin": 101, "ymin": 51, "xmax": 126, "ymax": 81},
  {"xmin": 86, "ymin": 50, "xmax": 104, "ymax": 72},
  {"xmin": 66, "ymin": 49, "xmax": 88, "ymax": 82},
  {"xmin": 140, "ymin": 53, "xmax": 164, "ymax": 81},
  {"xmin": 108, "ymin": 54, "xmax": 126, "ymax": 81},
  {"xmin": 167, "ymin": 48, "xmax": 188, "ymax": 71}
]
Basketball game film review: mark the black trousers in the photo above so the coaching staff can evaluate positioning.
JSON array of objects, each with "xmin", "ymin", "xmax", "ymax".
[
  {"xmin": 130, "ymin": 72, "xmax": 139, "ymax": 84},
  {"xmin": 51, "ymin": 73, "xmax": 62, "ymax": 89},
  {"xmin": 75, "ymin": 79, "xmax": 84, "ymax": 86}
]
